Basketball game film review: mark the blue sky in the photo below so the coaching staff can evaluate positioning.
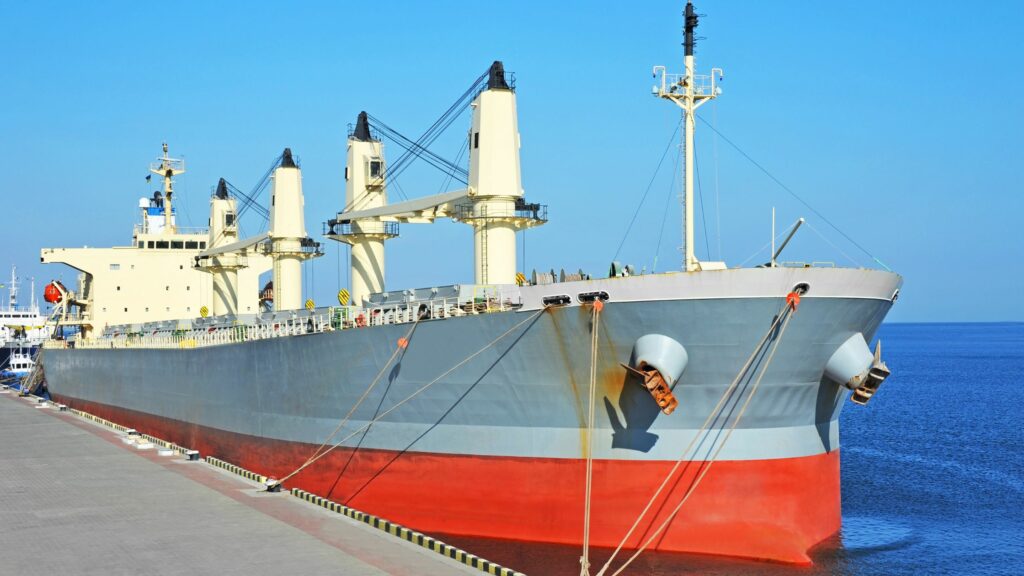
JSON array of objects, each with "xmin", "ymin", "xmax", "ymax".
[{"xmin": 1, "ymin": 1, "xmax": 1021, "ymax": 322}]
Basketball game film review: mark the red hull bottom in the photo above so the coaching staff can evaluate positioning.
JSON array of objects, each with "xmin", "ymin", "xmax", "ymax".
[{"xmin": 56, "ymin": 395, "xmax": 840, "ymax": 564}]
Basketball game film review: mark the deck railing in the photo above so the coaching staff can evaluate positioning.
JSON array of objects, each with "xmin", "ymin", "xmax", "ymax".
[{"xmin": 47, "ymin": 290, "xmax": 521, "ymax": 351}]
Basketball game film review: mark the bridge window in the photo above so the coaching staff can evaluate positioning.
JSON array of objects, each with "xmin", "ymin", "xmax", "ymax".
[
  {"xmin": 147, "ymin": 241, "xmax": 154, "ymax": 249},
  {"xmin": 171, "ymin": 241, "xmax": 184, "ymax": 249},
  {"xmin": 156, "ymin": 241, "xmax": 169, "ymax": 249},
  {"xmin": 185, "ymin": 241, "xmax": 198, "ymax": 249}
]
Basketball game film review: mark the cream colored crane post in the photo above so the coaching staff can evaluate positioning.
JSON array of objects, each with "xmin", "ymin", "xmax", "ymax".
[
  {"xmin": 463, "ymin": 62, "xmax": 525, "ymax": 285},
  {"xmin": 268, "ymin": 149, "xmax": 321, "ymax": 311},
  {"xmin": 204, "ymin": 179, "xmax": 246, "ymax": 315},
  {"xmin": 653, "ymin": 2, "xmax": 723, "ymax": 272},
  {"xmin": 328, "ymin": 62, "xmax": 546, "ymax": 291},
  {"xmin": 341, "ymin": 112, "xmax": 396, "ymax": 306}
]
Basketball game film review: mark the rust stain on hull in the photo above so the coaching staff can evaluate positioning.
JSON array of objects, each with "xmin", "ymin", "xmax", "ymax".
[{"xmin": 545, "ymin": 306, "xmax": 589, "ymax": 457}]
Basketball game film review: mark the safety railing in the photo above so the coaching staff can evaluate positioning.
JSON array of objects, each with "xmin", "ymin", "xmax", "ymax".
[
  {"xmin": 779, "ymin": 261, "xmax": 836, "ymax": 268},
  {"xmin": 133, "ymin": 225, "xmax": 209, "ymax": 237},
  {"xmin": 655, "ymin": 72, "xmax": 717, "ymax": 97},
  {"xmin": 325, "ymin": 221, "xmax": 400, "ymax": 238},
  {"xmin": 455, "ymin": 203, "xmax": 547, "ymax": 222},
  {"xmin": 54, "ymin": 286, "xmax": 523, "ymax": 350},
  {"xmin": 67, "ymin": 312, "xmax": 334, "ymax": 350}
]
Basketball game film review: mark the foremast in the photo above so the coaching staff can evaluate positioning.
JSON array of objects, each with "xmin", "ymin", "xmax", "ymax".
[{"xmin": 653, "ymin": 1, "xmax": 723, "ymax": 272}]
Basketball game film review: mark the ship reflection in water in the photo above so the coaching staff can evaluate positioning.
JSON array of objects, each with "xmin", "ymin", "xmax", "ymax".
[{"xmin": 446, "ymin": 323, "xmax": 1024, "ymax": 576}]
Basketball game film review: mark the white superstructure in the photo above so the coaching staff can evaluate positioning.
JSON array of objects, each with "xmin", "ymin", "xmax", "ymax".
[
  {"xmin": 41, "ymin": 145, "xmax": 270, "ymax": 336},
  {"xmin": 0, "ymin": 267, "xmax": 48, "ymax": 346}
]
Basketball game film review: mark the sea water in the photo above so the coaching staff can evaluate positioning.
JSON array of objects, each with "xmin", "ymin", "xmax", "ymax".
[{"xmin": 449, "ymin": 323, "xmax": 1024, "ymax": 575}]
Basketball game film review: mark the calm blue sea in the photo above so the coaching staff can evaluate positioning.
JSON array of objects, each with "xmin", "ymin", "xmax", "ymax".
[{"xmin": 449, "ymin": 323, "xmax": 1024, "ymax": 575}]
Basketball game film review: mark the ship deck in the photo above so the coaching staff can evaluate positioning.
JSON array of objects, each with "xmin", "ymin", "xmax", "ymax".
[{"xmin": 0, "ymin": 389, "xmax": 504, "ymax": 576}]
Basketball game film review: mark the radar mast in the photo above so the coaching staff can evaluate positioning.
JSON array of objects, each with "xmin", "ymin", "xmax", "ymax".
[{"xmin": 652, "ymin": 1, "xmax": 723, "ymax": 272}]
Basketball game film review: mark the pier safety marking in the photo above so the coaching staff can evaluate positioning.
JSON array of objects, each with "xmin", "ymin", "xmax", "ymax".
[
  {"xmin": 204, "ymin": 456, "xmax": 268, "ymax": 485},
  {"xmin": 291, "ymin": 487, "xmax": 526, "ymax": 576},
  {"xmin": 30, "ymin": 398, "xmax": 525, "ymax": 576},
  {"xmin": 58, "ymin": 404, "xmax": 192, "ymax": 455}
]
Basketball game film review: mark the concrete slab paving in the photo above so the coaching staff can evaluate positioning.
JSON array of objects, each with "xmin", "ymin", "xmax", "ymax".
[{"xmin": 0, "ymin": 393, "xmax": 486, "ymax": 576}]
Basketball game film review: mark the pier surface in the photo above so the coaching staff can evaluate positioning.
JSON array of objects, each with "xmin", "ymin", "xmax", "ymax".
[{"xmin": 0, "ymin": 392, "xmax": 482, "ymax": 575}]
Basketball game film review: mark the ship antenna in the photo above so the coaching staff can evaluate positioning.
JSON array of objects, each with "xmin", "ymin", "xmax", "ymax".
[
  {"xmin": 651, "ymin": 1, "xmax": 723, "ymax": 272},
  {"xmin": 149, "ymin": 143, "xmax": 186, "ymax": 235},
  {"xmin": 684, "ymin": 0, "xmax": 696, "ymax": 56},
  {"xmin": 8, "ymin": 265, "xmax": 17, "ymax": 310}
]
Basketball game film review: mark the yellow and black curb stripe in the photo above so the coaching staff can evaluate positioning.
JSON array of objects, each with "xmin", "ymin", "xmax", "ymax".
[
  {"xmin": 57, "ymin": 404, "xmax": 194, "ymax": 456},
  {"xmin": 66, "ymin": 407, "xmax": 134, "ymax": 434},
  {"xmin": 204, "ymin": 456, "xmax": 269, "ymax": 485},
  {"xmin": 291, "ymin": 487, "xmax": 525, "ymax": 576},
  {"xmin": 139, "ymin": 433, "xmax": 190, "ymax": 455}
]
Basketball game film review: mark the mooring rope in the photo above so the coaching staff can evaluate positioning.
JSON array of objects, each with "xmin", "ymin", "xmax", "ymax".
[
  {"xmin": 579, "ymin": 300, "xmax": 604, "ymax": 576},
  {"xmin": 604, "ymin": 301, "xmax": 798, "ymax": 576},
  {"xmin": 277, "ymin": 308, "xmax": 546, "ymax": 485},
  {"xmin": 594, "ymin": 298, "xmax": 792, "ymax": 575},
  {"xmin": 277, "ymin": 314, "xmax": 424, "ymax": 485}
]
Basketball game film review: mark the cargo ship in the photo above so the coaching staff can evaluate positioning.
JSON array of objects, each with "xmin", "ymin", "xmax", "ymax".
[{"xmin": 39, "ymin": 3, "xmax": 900, "ymax": 566}]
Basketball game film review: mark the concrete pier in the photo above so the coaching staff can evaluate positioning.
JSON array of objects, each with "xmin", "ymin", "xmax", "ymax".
[{"xmin": 0, "ymin": 392, "xmax": 490, "ymax": 575}]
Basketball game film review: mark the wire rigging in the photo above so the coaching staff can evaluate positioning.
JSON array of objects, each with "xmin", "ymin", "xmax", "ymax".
[
  {"xmin": 712, "ymin": 100, "xmax": 723, "ymax": 260},
  {"xmin": 652, "ymin": 132, "xmax": 681, "ymax": 273},
  {"xmin": 695, "ymin": 114, "xmax": 890, "ymax": 270},
  {"xmin": 235, "ymin": 151, "xmax": 286, "ymax": 224},
  {"xmin": 373, "ymin": 69, "xmax": 486, "ymax": 186},
  {"xmin": 367, "ymin": 114, "xmax": 469, "ymax": 184},
  {"xmin": 223, "ymin": 180, "xmax": 270, "ymax": 223},
  {"xmin": 694, "ymin": 145, "xmax": 711, "ymax": 261},
  {"xmin": 334, "ymin": 68, "xmax": 489, "ymax": 218},
  {"xmin": 613, "ymin": 122, "xmax": 682, "ymax": 262}
]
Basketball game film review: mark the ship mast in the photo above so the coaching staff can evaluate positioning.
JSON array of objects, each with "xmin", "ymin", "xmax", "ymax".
[
  {"xmin": 653, "ymin": 1, "xmax": 723, "ymax": 272},
  {"xmin": 149, "ymin": 143, "xmax": 186, "ymax": 235},
  {"xmin": 8, "ymin": 266, "xmax": 17, "ymax": 309}
]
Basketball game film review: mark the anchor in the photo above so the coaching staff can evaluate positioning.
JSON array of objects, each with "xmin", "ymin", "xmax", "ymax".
[
  {"xmin": 621, "ymin": 363, "xmax": 679, "ymax": 415},
  {"xmin": 824, "ymin": 334, "xmax": 891, "ymax": 406},
  {"xmin": 850, "ymin": 341, "xmax": 890, "ymax": 405}
]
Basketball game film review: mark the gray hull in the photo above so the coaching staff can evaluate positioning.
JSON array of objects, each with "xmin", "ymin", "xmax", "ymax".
[{"xmin": 44, "ymin": 267, "xmax": 902, "ymax": 562}]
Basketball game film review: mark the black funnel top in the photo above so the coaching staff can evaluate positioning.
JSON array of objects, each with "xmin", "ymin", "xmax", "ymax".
[
  {"xmin": 487, "ymin": 61, "xmax": 510, "ymax": 90},
  {"xmin": 215, "ymin": 178, "xmax": 229, "ymax": 199},
  {"xmin": 281, "ymin": 148, "xmax": 297, "ymax": 168},
  {"xmin": 352, "ymin": 111, "xmax": 373, "ymax": 141}
]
